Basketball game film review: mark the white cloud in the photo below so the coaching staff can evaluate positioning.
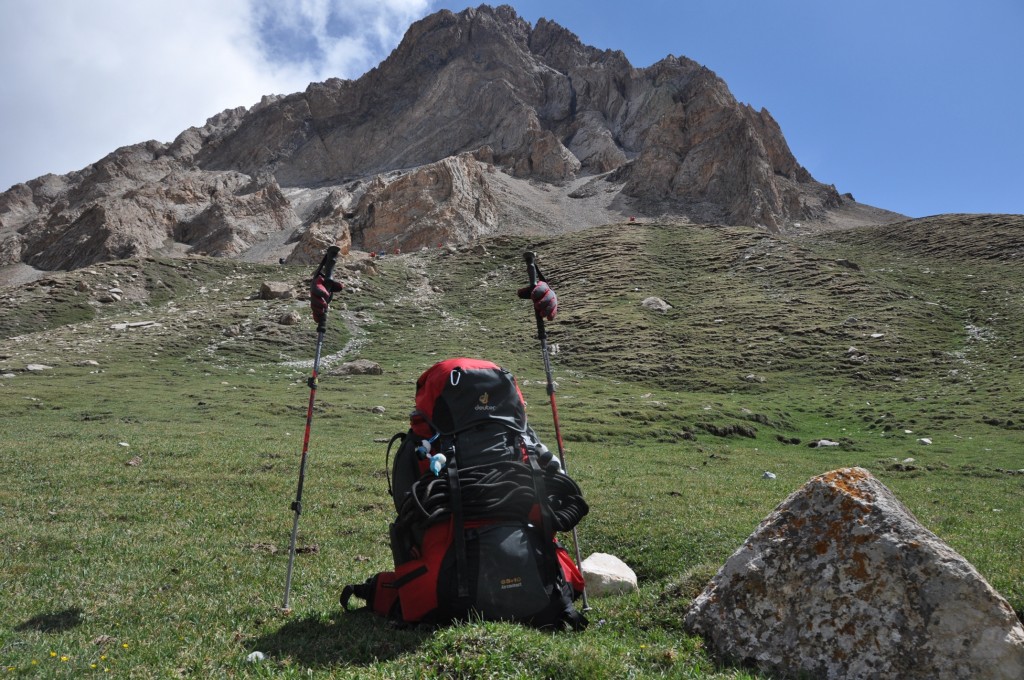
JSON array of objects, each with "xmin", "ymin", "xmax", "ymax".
[{"xmin": 0, "ymin": 0, "xmax": 431, "ymax": 191}]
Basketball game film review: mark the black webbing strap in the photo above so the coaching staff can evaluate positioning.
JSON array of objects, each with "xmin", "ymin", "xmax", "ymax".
[
  {"xmin": 447, "ymin": 458, "xmax": 470, "ymax": 600},
  {"xmin": 527, "ymin": 453, "xmax": 590, "ymax": 631},
  {"xmin": 526, "ymin": 454, "xmax": 560, "ymax": 580},
  {"xmin": 384, "ymin": 431, "xmax": 405, "ymax": 497}
]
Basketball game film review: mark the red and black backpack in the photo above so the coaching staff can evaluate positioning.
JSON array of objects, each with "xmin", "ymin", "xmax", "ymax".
[{"xmin": 341, "ymin": 358, "xmax": 588, "ymax": 630}]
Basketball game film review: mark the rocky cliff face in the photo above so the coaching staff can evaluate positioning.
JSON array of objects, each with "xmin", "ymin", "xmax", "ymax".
[{"xmin": 0, "ymin": 4, "xmax": 849, "ymax": 272}]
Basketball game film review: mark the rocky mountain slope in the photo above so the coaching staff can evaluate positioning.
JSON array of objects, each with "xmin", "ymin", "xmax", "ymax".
[{"xmin": 0, "ymin": 4, "xmax": 898, "ymax": 277}]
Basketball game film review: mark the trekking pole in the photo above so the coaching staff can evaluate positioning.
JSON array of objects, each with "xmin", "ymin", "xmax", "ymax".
[
  {"xmin": 282, "ymin": 245, "xmax": 341, "ymax": 613},
  {"xmin": 523, "ymin": 251, "xmax": 590, "ymax": 611}
]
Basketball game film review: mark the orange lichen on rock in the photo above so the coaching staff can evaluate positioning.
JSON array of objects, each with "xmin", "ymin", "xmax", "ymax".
[
  {"xmin": 847, "ymin": 551, "xmax": 870, "ymax": 580},
  {"xmin": 818, "ymin": 467, "xmax": 874, "ymax": 501}
]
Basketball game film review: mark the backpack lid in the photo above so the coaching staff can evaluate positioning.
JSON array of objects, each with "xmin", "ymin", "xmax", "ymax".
[{"xmin": 412, "ymin": 358, "xmax": 527, "ymax": 437}]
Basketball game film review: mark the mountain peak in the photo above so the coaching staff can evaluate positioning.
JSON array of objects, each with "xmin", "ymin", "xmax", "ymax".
[{"xmin": 0, "ymin": 4, "xmax": 876, "ymax": 272}]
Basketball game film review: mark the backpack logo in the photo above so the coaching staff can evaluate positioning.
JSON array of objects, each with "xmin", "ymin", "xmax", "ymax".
[
  {"xmin": 475, "ymin": 392, "xmax": 496, "ymax": 412},
  {"xmin": 500, "ymin": 576, "xmax": 523, "ymax": 590}
]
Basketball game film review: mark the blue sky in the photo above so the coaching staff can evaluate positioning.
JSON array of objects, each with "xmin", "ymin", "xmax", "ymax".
[{"xmin": 1, "ymin": 0, "xmax": 1021, "ymax": 218}]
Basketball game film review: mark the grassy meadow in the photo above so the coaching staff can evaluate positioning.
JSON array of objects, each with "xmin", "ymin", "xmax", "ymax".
[{"xmin": 1, "ymin": 216, "xmax": 1022, "ymax": 677}]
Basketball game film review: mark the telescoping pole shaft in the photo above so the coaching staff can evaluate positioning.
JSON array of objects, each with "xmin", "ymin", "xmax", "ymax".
[
  {"xmin": 283, "ymin": 245, "xmax": 340, "ymax": 612},
  {"xmin": 523, "ymin": 251, "xmax": 590, "ymax": 611}
]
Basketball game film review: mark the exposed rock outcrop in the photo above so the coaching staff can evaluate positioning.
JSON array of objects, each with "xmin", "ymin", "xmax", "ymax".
[{"xmin": 350, "ymin": 154, "xmax": 503, "ymax": 251}]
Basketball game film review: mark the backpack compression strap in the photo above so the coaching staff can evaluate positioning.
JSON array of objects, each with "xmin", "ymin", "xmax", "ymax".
[
  {"xmin": 395, "ymin": 462, "xmax": 588, "ymax": 531},
  {"xmin": 447, "ymin": 457, "xmax": 471, "ymax": 601}
]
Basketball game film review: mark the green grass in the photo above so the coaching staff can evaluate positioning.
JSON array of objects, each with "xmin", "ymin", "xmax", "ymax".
[{"xmin": 1, "ymin": 217, "xmax": 1023, "ymax": 677}]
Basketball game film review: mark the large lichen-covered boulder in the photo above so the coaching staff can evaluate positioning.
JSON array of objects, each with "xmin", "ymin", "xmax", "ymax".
[{"xmin": 684, "ymin": 467, "xmax": 1024, "ymax": 679}]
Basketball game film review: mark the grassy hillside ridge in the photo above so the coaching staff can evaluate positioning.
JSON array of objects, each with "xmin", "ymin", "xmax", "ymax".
[
  {"xmin": 1, "ymin": 214, "xmax": 1022, "ymax": 677},
  {"xmin": 816, "ymin": 213, "xmax": 1024, "ymax": 263}
]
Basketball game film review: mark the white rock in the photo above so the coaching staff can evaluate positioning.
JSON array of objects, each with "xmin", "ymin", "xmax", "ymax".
[
  {"xmin": 246, "ymin": 651, "xmax": 265, "ymax": 663},
  {"xmin": 763, "ymin": 471, "xmax": 777, "ymax": 480},
  {"xmin": 25, "ymin": 364, "xmax": 52, "ymax": 371},
  {"xmin": 640, "ymin": 297, "xmax": 672, "ymax": 314},
  {"xmin": 581, "ymin": 553, "xmax": 637, "ymax": 597},
  {"xmin": 918, "ymin": 438, "xmax": 932, "ymax": 445}
]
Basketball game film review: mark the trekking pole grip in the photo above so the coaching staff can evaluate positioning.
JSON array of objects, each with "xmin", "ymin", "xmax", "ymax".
[
  {"xmin": 523, "ymin": 251, "xmax": 546, "ymax": 342},
  {"xmin": 524, "ymin": 250, "xmax": 539, "ymax": 287},
  {"xmin": 315, "ymin": 245, "xmax": 342, "ymax": 333},
  {"xmin": 321, "ymin": 245, "xmax": 341, "ymax": 282}
]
